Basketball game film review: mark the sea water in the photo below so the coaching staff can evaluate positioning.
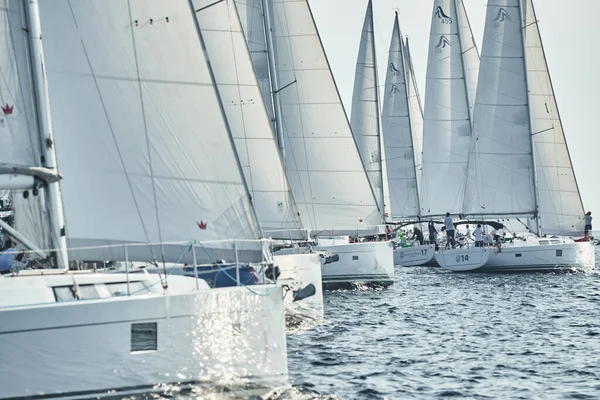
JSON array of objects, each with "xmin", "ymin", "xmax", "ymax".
[{"xmin": 286, "ymin": 246, "xmax": 600, "ymax": 399}]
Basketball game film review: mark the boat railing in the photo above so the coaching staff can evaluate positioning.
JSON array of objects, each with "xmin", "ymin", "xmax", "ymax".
[{"xmin": 7, "ymin": 238, "xmax": 282, "ymax": 297}]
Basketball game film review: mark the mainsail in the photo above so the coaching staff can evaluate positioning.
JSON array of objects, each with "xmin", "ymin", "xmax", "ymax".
[
  {"xmin": 420, "ymin": 0, "xmax": 480, "ymax": 217},
  {"xmin": 38, "ymin": 0, "xmax": 262, "ymax": 263},
  {"xmin": 381, "ymin": 13, "xmax": 422, "ymax": 220},
  {"xmin": 253, "ymin": 0, "xmax": 383, "ymax": 235},
  {"xmin": 522, "ymin": 0, "xmax": 584, "ymax": 234},
  {"xmin": 350, "ymin": 0, "xmax": 384, "ymax": 215},
  {"xmin": 463, "ymin": 0, "xmax": 536, "ymax": 219},
  {"xmin": 192, "ymin": 0, "xmax": 305, "ymax": 239}
]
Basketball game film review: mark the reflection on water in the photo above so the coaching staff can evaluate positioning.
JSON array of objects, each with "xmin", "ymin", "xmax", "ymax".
[{"xmin": 71, "ymin": 247, "xmax": 600, "ymax": 399}]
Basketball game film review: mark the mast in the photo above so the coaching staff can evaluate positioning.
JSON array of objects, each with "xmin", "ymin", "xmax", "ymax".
[
  {"xmin": 519, "ymin": 0, "xmax": 541, "ymax": 235},
  {"xmin": 351, "ymin": 0, "xmax": 385, "ymax": 214},
  {"xmin": 402, "ymin": 33, "xmax": 422, "ymax": 217},
  {"xmin": 261, "ymin": 0, "xmax": 286, "ymax": 167},
  {"xmin": 25, "ymin": 0, "xmax": 68, "ymax": 269},
  {"xmin": 369, "ymin": 0, "xmax": 385, "ymax": 213}
]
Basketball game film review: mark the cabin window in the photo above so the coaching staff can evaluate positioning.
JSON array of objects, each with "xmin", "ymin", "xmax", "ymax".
[
  {"xmin": 515, "ymin": 254, "xmax": 522, "ymax": 258},
  {"xmin": 131, "ymin": 322, "xmax": 158, "ymax": 352},
  {"xmin": 53, "ymin": 284, "xmax": 100, "ymax": 302},
  {"xmin": 107, "ymin": 282, "xmax": 149, "ymax": 297},
  {"xmin": 352, "ymin": 255, "xmax": 359, "ymax": 261},
  {"xmin": 556, "ymin": 250, "xmax": 563, "ymax": 257},
  {"xmin": 539, "ymin": 240, "xmax": 549, "ymax": 245}
]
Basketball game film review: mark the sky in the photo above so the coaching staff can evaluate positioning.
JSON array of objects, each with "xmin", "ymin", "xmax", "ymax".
[{"xmin": 309, "ymin": 0, "xmax": 599, "ymax": 217}]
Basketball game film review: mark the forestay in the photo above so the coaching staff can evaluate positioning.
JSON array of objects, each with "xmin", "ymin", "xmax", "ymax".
[
  {"xmin": 350, "ymin": 0, "xmax": 384, "ymax": 215},
  {"xmin": 192, "ymin": 0, "xmax": 304, "ymax": 240},
  {"xmin": 420, "ymin": 0, "xmax": 479, "ymax": 217},
  {"xmin": 38, "ymin": 0, "xmax": 262, "ymax": 263},
  {"xmin": 463, "ymin": 0, "xmax": 536, "ymax": 218},
  {"xmin": 381, "ymin": 14, "xmax": 421, "ymax": 220},
  {"xmin": 522, "ymin": 0, "xmax": 584, "ymax": 235},
  {"xmin": 264, "ymin": 0, "xmax": 383, "ymax": 235}
]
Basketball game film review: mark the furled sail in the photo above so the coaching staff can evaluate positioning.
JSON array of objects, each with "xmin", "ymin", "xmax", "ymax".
[
  {"xmin": 262, "ymin": 0, "xmax": 383, "ymax": 235},
  {"xmin": 420, "ymin": 0, "xmax": 479, "ymax": 217},
  {"xmin": 522, "ymin": 0, "xmax": 584, "ymax": 234},
  {"xmin": 350, "ymin": 0, "xmax": 384, "ymax": 215},
  {"xmin": 38, "ymin": 0, "xmax": 262, "ymax": 263},
  {"xmin": 192, "ymin": 0, "xmax": 304, "ymax": 239},
  {"xmin": 463, "ymin": 0, "xmax": 536, "ymax": 218},
  {"xmin": 381, "ymin": 14, "xmax": 421, "ymax": 220}
]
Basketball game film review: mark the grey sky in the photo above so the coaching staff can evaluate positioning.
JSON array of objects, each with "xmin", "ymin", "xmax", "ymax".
[{"xmin": 310, "ymin": 0, "xmax": 598, "ymax": 218}]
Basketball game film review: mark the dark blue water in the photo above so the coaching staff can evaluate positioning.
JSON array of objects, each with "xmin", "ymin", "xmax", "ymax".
[{"xmin": 287, "ymin": 257, "xmax": 600, "ymax": 398}]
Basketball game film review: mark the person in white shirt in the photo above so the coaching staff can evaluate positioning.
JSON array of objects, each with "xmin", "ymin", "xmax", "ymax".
[
  {"xmin": 444, "ymin": 212, "xmax": 455, "ymax": 248},
  {"xmin": 474, "ymin": 224, "xmax": 483, "ymax": 247},
  {"xmin": 465, "ymin": 224, "xmax": 472, "ymax": 239}
]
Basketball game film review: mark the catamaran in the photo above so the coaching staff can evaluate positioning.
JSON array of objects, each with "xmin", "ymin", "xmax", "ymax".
[
  {"xmin": 236, "ymin": 0, "xmax": 394, "ymax": 290},
  {"xmin": 392, "ymin": 0, "xmax": 480, "ymax": 266},
  {"xmin": 0, "ymin": 1, "xmax": 289, "ymax": 397},
  {"xmin": 435, "ymin": 0, "xmax": 595, "ymax": 272}
]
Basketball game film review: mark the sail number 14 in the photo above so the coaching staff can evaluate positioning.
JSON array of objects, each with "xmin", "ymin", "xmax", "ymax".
[{"xmin": 455, "ymin": 254, "xmax": 470, "ymax": 263}]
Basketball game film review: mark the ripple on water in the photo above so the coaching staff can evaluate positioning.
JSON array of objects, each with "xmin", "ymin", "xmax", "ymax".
[{"xmin": 287, "ymin": 251, "xmax": 600, "ymax": 399}]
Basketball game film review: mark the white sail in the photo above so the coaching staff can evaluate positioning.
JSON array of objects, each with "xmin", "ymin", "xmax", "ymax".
[
  {"xmin": 522, "ymin": 0, "xmax": 584, "ymax": 234},
  {"xmin": 381, "ymin": 14, "xmax": 421, "ymax": 219},
  {"xmin": 38, "ymin": 0, "xmax": 262, "ymax": 263},
  {"xmin": 404, "ymin": 38, "xmax": 424, "ymax": 190},
  {"xmin": 264, "ymin": 0, "xmax": 383, "ymax": 235},
  {"xmin": 235, "ymin": 0, "xmax": 276, "ymax": 131},
  {"xmin": 456, "ymin": 0, "xmax": 480, "ymax": 120},
  {"xmin": 463, "ymin": 0, "xmax": 536, "ymax": 218},
  {"xmin": 192, "ymin": 0, "xmax": 304, "ymax": 240},
  {"xmin": 420, "ymin": 0, "xmax": 479, "ymax": 217},
  {"xmin": 0, "ymin": 2, "xmax": 50, "ymax": 249},
  {"xmin": 350, "ymin": 0, "xmax": 384, "ymax": 214}
]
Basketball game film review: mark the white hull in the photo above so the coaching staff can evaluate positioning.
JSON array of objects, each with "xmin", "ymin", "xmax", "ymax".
[
  {"xmin": 274, "ymin": 253, "xmax": 324, "ymax": 319},
  {"xmin": 317, "ymin": 241, "xmax": 395, "ymax": 290},
  {"xmin": 0, "ymin": 273, "xmax": 287, "ymax": 398},
  {"xmin": 436, "ymin": 240, "xmax": 596, "ymax": 272},
  {"xmin": 394, "ymin": 244, "xmax": 436, "ymax": 266}
]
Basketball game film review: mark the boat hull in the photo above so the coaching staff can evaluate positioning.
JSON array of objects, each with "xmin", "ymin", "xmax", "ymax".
[
  {"xmin": 436, "ymin": 241, "xmax": 596, "ymax": 273},
  {"xmin": 317, "ymin": 241, "xmax": 395, "ymax": 290},
  {"xmin": 274, "ymin": 253, "xmax": 324, "ymax": 318},
  {"xmin": 394, "ymin": 244, "xmax": 437, "ymax": 266},
  {"xmin": 0, "ymin": 274, "xmax": 287, "ymax": 398}
]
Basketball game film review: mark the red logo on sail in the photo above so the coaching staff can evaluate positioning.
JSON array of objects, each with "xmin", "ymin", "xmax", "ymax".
[
  {"xmin": 197, "ymin": 221, "xmax": 207, "ymax": 230},
  {"xmin": 2, "ymin": 104, "xmax": 13, "ymax": 115}
]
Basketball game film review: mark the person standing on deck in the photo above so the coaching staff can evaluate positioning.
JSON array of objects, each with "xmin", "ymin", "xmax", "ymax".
[
  {"xmin": 584, "ymin": 211, "xmax": 592, "ymax": 237},
  {"xmin": 474, "ymin": 224, "xmax": 484, "ymax": 247},
  {"xmin": 413, "ymin": 227, "xmax": 424, "ymax": 246},
  {"xmin": 444, "ymin": 212, "xmax": 455, "ymax": 248}
]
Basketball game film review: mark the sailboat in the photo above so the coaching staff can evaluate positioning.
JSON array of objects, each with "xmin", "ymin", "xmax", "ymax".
[
  {"xmin": 186, "ymin": 0, "xmax": 324, "ymax": 316},
  {"xmin": 236, "ymin": 0, "xmax": 395, "ymax": 289},
  {"xmin": 392, "ymin": 0, "xmax": 480, "ymax": 266},
  {"xmin": 435, "ymin": 0, "xmax": 596, "ymax": 272},
  {"xmin": 0, "ymin": 1, "xmax": 288, "ymax": 397},
  {"xmin": 378, "ymin": 12, "xmax": 432, "ymax": 266},
  {"xmin": 351, "ymin": 0, "xmax": 385, "ymax": 218}
]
